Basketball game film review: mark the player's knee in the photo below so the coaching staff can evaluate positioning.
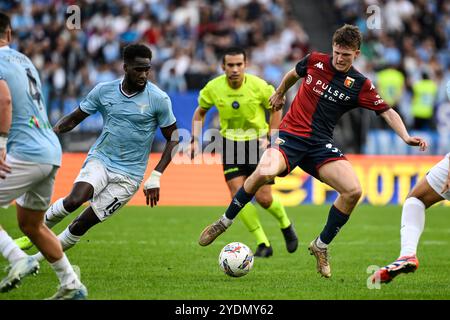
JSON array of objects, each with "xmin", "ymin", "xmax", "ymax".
[
  {"xmin": 344, "ymin": 186, "xmax": 362, "ymax": 204},
  {"xmin": 253, "ymin": 167, "xmax": 277, "ymax": 183}
]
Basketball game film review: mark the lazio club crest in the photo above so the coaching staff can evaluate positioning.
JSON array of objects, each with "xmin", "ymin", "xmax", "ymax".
[
  {"xmin": 232, "ymin": 101, "xmax": 240, "ymax": 109},
  {"xmin": 344, "ymin": 76, "xmax": 355, "ymax": 88}
]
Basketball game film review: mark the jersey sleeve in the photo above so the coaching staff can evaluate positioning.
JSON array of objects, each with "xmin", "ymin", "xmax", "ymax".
[
  {"xmin": 198, "ymin": 83, "xmax": 214, "ymax": 110},
  {"xmin": 79, "ymin": 84, "xmax": 102, "ymax": 114},
  {"xmin": 157, "ymin": 95, "xmax": 177, "ymax": 128},
  {"xmin": 295, "ymin": 53, "xmax": 311, "ymax": 78},
  {"xmin": 358, "ymin": 78, "xmax": 391, "ymax": 114}
]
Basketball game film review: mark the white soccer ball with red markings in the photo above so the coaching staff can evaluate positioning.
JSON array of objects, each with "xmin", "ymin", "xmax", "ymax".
[{"xmin": 218, "ymin": 242, "xmax": 254, "ymax": 277}]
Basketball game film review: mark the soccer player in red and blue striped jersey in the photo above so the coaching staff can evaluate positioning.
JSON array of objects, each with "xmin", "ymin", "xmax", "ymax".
[{"xmin": 199, "ymin": 24, "xmax": 428, "ymax": 278}]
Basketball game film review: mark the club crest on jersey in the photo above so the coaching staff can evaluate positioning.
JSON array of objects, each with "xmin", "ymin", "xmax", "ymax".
[
  {"xmin": 231, "ymin": 101, "xmax": 240, "ymax": 109},
  {"xmin": 344, "ymin": 76, "xmax": 355, "ymax": 88}
]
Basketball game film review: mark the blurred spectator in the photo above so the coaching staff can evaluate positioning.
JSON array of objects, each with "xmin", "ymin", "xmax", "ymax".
[
  {"xmin": 411, "ymin": 72, "xmax": 438, "ymax": 130},
  {"xmin": 2, "ymin": 0, "xmax": 304, "ymax": 121},
  {"xmin": 376, "ymin": 65, "xmax": 405, "ymax": 116},
  {"xmin": 3, "ymin": 0, "xmax": 448, "ymax": 153},
  {"xmin": 333, "ymin": 0, "xmax": 450, "ymax": 136}
]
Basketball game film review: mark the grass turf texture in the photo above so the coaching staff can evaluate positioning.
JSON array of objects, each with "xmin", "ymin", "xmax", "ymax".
[{"xmin": 1, "ymin": 204, "xmax": 449, "ymax": 300}]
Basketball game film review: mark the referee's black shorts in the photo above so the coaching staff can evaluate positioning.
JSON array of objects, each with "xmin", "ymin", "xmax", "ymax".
[{"xmin": 221, "ymin": 137, "xmax": 274, "ymax": 184}]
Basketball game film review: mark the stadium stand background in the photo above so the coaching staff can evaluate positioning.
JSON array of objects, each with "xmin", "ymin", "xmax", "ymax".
[{"xmin": 1, "ymin": 0, "xmax": 449, "ymax": 155}]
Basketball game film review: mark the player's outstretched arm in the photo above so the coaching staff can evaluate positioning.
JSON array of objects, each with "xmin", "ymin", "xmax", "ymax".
[
  {"xmin": 53, "ymin": 107, "xmax": 90, "ymax": 134},
  {"xmin": 380, "ymin": 108, "xmax": 428, "ymax": 151},
  {"xmin": 143, "ymin": 122, "xmax": 179, "ymax": 207},
  {"xmin": 269, "ymin": 68, "xmax": 300, "ymax": 111},
  {"xmin": 0, "ymin": 80, "xmax": 12, "ymax": 177}
]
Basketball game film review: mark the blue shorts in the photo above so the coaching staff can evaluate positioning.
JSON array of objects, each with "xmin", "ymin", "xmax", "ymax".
[{"xmin": 271, "ymin": 131, "xmax": 347, "ymax": 180}]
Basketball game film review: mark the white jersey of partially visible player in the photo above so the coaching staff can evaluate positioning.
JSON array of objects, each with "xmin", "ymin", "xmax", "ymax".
[
  {"xmin": 79, "ymin": 78, "xmax": 176, "ymax": 183},
  {"xmin": 426, "ymin": 152, "xmax": 450, "ymax": 201}
]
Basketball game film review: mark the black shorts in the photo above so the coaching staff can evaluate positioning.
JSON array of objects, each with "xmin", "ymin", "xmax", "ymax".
[
  {"xmin": 271, "ymin": 131, "xmax": 347, "ymax": 180},
  {"xmin": 221, "ymin": 137, "xmax": 273, "ymax": 183}
]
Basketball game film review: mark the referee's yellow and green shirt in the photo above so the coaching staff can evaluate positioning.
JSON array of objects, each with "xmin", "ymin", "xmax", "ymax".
[{"xmin": 198, "ymin": 74, "xmax": 275, "ymax": 141}]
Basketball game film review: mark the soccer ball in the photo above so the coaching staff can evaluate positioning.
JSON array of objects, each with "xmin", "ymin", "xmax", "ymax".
[{"xmin": 218, "ymin": 242, "xmax": 254, "ymax": 277}]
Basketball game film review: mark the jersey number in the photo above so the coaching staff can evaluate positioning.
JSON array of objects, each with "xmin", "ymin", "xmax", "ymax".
[
  {"xmin": 105, "ymin": 197, "xmax": 122, "ymax": 216},
  {"xmin": 26, "ymin": 68, "xmax": 42, "ymax": 110}
]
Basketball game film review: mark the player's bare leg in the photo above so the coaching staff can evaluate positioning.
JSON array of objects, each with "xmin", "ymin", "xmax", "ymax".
[
  {"xmin": 15, "ymin": 181, "xmax": 94, "ymax": 250},
  {"xmin": 32, "ymin": 206, "xmax": 101, "ymax": 262},
  {"xmin": 308, "ymin": 160, "xmax": 362, "ymax": 278},
  {"xmin": 2, "ymin": 205, "xmax": 61, "ymax": 292},
  {"xmin": 1, "ymin": 206, "xmax": 87, "ymax": 299},
  {"xmin": 199, "ymin": 148, "xmax": 286, "ymax": 246}
]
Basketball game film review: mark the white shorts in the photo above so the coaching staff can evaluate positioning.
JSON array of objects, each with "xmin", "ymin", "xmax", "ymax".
[
  {"xmin": 0, "ymin": 155, "xmax": 58, "ymax": 211},
  {"xmin": 426, "ymin": 153, "xmax": 450, "ymax": 201},
  {"xmin": 75, "ymin": 159, "xmax": 140, "ymax": 221}
]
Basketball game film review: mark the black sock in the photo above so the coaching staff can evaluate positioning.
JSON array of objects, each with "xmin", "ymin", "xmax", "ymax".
[
  {"xmin": 224, "ymin": 187, "xmax": 254, "ymax": 220},
  {"xmin": 319, "ymin": 205, "xmax": 350, "ymax": 244}
]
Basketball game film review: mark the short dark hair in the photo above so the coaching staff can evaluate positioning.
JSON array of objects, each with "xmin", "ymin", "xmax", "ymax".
[
  {"xmin": 222, "ymin": 47, "xmax": 247, "ymax": 64},
  {"xmin": 0, "ymin": 12, "xmax": 11, "ymax": 38},
  {"xmin": 123, "ymin": 44, "xmax": 152, "ymax": 63},
  {"xmin": 332, "ymin": 24, "xmax": 362, "ymax": 50}
]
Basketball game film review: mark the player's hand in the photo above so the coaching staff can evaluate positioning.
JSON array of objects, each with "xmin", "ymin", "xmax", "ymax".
[
  {"xmin": 405, "ymin": 136, "xmax": 428, "ymax": 151},
  {"xmin": 190, "ymin": 139, "xmax": 200, "ymax": 159},
  {"xmin": 143, "ymin": 170, "xmax": 162, "ymax": 207},
  {"xmin": 0, "ymin": 148, "xmax": 11, "ymax": 179},
  {"xmin": 269, "ymin": 92, "xmax": 286, "ymax": 111}
]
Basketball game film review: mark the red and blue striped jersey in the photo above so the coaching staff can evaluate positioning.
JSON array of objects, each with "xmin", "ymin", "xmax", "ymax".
[{"xmin": 280, "ymin": 52, "xmax": 390, "ymax": 141}]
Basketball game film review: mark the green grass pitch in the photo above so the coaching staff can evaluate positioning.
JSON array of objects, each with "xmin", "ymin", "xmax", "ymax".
[{"xmin": 1, "ymin": 204, "xmax": 449, "ymax": 300}]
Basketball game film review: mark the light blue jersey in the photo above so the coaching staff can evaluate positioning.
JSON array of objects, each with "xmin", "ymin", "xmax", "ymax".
[
  {"xmin": 79, "ymin": 79, "xmax": 176, "ymax": 182},
  {"xmin": 0, "ymin": 46, "xmax": 62, "ymax": 166}
]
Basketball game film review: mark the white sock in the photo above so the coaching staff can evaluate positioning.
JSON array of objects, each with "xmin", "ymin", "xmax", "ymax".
[
  {"xmin": 221, "ymin": 214, "xmax": 233, "ymax": 228},
  {"xmin": 33, "ymin": 227, "xmax": 81, "ymax": 262},
  {"xmin": 315, "ymin": 236, "xmax": 328, "ymax": 249},
  {"xmin": 0, "ymin": 230, "xmax": 27, "ymax": 264},
  {"xmin": 45, "ymin": 198, "xmax": 70, "ymax": 228},
  {"xmin": 50, "ymin": 254, "xmax": 82, "ymax": 288},
  {"xmin": 400, "ymin": 197, "xmax": 425, "ymax": 257}
]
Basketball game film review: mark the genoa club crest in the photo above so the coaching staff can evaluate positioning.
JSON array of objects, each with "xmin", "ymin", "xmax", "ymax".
[{"xmin": 344, "ymin": 76, "xmax": 355, "ymax": 88}]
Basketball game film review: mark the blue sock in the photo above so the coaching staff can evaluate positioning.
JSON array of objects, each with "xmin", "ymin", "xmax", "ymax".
[
  {"xmin": 224, "ymin": 187, "xmax": 254, "ymax": 220},
  {"xmin": 319, "ymin": 205, "xmax": 350, "ymax": 244}
]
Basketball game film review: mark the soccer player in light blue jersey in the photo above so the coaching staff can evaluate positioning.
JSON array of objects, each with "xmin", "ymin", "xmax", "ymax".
[
  {"xmin": 0, "ymin": 12, "xmax": 87, "ymax": 299},
  {"xmin": 15, "ymin": 44, "xmax": 179, "ymax": 266}
]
